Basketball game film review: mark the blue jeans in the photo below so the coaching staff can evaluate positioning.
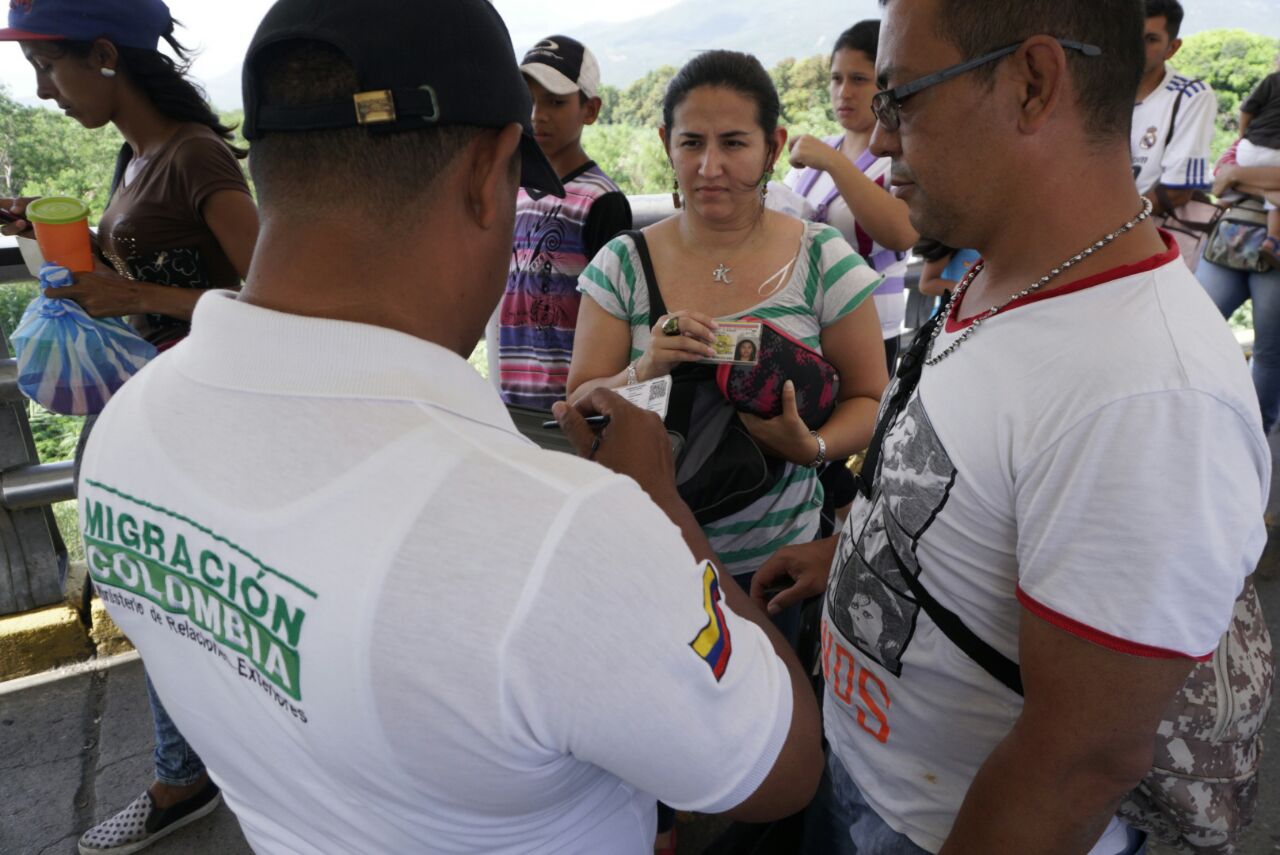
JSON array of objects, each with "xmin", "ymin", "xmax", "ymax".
[
  {"xmin": 1197, "ymin": 258, "xmax": 1280, "ymax": 433},
  {"xmin": 804, "ymin": 751, "xmax": 1147, "ymax": 855},
  {"xmin": 146, "ymin": 673, "xmax": 206, "ymax": 786}
]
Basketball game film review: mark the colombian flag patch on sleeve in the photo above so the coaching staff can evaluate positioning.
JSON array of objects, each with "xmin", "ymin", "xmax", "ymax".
[{"xmin": 689, "ymin": 562, "xmax": 732, "ymax": 681}]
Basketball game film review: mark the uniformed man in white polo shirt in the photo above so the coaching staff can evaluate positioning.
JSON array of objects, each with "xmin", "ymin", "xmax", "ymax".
[
  {"xmin": 1130, "ymin": 0, "xmax": 1216, "ymax": 209},
  {"xmin": 78, "ymin": 0, "xmax": 823, "ymax": 852}
]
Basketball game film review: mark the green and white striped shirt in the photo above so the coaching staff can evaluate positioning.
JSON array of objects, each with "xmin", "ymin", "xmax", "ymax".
[{"xmin": 578, "ymin": 222, "xmax": 882, "ymax": 575}]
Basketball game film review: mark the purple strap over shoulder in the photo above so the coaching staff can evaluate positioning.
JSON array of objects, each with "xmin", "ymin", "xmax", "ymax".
[{"xmin": 792, "ymin": 136, "xmax": 847, "ymax": 223}]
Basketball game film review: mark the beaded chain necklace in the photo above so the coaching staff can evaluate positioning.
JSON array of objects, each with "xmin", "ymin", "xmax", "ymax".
[{"xmin": 926, "ymin": 196, "xmax": 1155, "ymax": 366}]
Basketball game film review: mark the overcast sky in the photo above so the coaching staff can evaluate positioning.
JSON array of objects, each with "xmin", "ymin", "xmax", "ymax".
[
  {"xmin": 0, "ymin": 0, "xmax": 684, "ymax": 104},
  {"xmin": 0, "ymin": 0, "xmax": 1267, "ymax": 106}
]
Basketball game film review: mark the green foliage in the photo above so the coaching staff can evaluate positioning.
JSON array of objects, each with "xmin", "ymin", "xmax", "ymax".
[
  {"xmin": 28, "ymin": 406, "xmax": 83, "ymax": 462},
  {"xmin": 597, "ymin": 84, "xmax": 621, "ymax": 126},
  {"xmin": 469, "ymin": 339, "xmax": 488, "ymax": 380},
  {"xmin": 1229, "ymin": 300, "xmax": 1254, "ymax": 333},
  {"xmin": 611, "ymin": 65, "xmax": 678, "ymax": 128},
  {"xmin": 0, "ymin": 281, "xmax": 37, "ymax": 342},
  {"xmin": 53, "ymin": 500, "xmax": 84, "ymax": 563},
  {"xmin": 772, "ymin": 55, "xmax": 833, "ymax": 128},
  {"xmin": 1177, "ymin": 30, "xmax": 1280, "ymax": 161},
  {"xmin": 581, "ymin": 124, "xmax": 670, "ymax": 194},
  {"xmin": 1178, "ymin": 30, "xmax": 1279, "ymax": 121},
  {"xmin": 0, "ymin": 86, "xmax": 250, "ymax": 222},
  {"xmin": 0, "ymin": 90, "xmax": 124, "ymax": 220}
]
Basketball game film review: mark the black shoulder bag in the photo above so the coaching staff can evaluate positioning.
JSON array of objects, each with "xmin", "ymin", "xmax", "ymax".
[{"xmin": 623, "ymin": 231, "xmax": 786, "ymax": 525}]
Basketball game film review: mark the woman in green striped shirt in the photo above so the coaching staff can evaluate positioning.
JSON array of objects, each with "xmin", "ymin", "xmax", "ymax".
[{"xmin": 568, "ymin": 50, "xmax": 888, "ymax": 583}]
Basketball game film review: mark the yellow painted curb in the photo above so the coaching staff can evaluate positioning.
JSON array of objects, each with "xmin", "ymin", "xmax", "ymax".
[
  {"xmin": 90, "ymin": 597, "xmax": 134, "ymax": 658},
  {"xmin": 0, "ymin": 604, "xmax": 93, "ymax": 682}
]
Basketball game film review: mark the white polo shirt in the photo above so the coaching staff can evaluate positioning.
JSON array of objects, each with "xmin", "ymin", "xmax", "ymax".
[
  {"xmin": 1131, "ymin": 66, "xmax": 1217, "ymax": 195},
  {"xmin": 81, "ymin": 291, "xmax": 792, "ymax": 854}
]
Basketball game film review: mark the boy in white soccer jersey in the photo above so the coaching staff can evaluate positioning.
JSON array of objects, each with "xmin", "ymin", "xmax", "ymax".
[{"xmin": 1130, "ymin": 0, "xmax": 1216, "ymax": 208}]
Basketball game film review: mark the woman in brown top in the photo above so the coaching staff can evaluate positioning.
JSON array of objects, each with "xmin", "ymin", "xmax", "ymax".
[
  {"xmin": 0, "ymin": 3, "xmax": 257, "ymax": 853},
  {"xmin": 1, "ymin": 0, "xmax": 257, "ymax": 348}
]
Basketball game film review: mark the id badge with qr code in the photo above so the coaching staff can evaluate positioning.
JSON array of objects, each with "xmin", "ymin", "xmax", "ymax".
[
  {"xmin": 618, "ymin": 375, "xmax": 673, "ymax": 420},
  {"xmin": 703, "ymin": 321, "xmax": 762, "ymax": 365}
]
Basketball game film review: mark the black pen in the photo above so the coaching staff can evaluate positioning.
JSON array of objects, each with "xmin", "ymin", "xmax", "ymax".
[{"xmin": 541, "ymin": 415, "xmax": 610, "ymax": 430}]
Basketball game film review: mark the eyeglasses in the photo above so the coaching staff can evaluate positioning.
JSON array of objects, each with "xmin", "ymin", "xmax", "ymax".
[{"xmin": 870, "ymin": 38, "xmax": 1102, "ymax": 131}]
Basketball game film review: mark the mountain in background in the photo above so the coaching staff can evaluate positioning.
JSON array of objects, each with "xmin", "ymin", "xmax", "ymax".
[
  {"xmin": 206, "ymin": 68, "xmax": 242, "ymax": 114},
  {"xmin": 569, "ymin": 0, "xmax": 1280, "ymax": 86},
  {"xmin": 524, "ymin": 0, "xmax": 883, "ymax": 86},
  {"xmin": 199, "ymin": 0, "xmax": 1280, "ymax": 111}
]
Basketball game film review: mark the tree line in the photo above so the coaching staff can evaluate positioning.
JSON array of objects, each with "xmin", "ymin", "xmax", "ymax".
[
  {"xmin": 586, "ymin": 28, "xmax": 1279, "ymax": 195},
  {"xmin": 1, "ymin": 28, "xmax": 1275, "ymax": 214}
]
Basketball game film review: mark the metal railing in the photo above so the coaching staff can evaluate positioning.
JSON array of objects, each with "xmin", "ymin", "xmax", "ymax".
[{"xmin": 0, "ymin": 357, "xmax": 76, "ymax": 510}]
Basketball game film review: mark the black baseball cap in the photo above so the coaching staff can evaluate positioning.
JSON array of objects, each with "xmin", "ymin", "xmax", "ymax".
[{"xmin": 241, "ymin": 0, "xmax": 563, "ymax": 197}]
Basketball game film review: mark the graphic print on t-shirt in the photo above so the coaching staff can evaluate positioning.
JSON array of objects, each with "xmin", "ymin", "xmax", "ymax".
[
  {"xmin": 80, "ymin": 479, "xmax": 314, "ymax": 721},
  {"xmin": 105, "ymin": 244, "xmax": 213, "ymax": 341},
  {"xmin": 827, "ymin": 392, "xmax": 956, "ymax": 676},
  {"xmin": 512, "ymin": 204, "xmax": 571, "ymax": 330}
]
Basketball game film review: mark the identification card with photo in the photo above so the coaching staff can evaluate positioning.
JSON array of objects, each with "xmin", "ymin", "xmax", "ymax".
[
  {"xmin": 618, "ymin": 374, "xmax": 673, "ymax": 420},
  {"xmin": 704, "ymin": 321, "xmax": 762, "ymax": 365}
]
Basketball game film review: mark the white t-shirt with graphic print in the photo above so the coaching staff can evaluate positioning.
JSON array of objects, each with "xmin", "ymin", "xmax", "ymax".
[
  {"xmin": 82, "ymin": 291, "xmax": 793, "ymax": 855},
  {"xmin": 821, "ymin": 235, "xmax": 1269, "ymax": 853},
  {"xmin": 1131, "ymin": 66, "xmax": 1217, "ymax": 195}
]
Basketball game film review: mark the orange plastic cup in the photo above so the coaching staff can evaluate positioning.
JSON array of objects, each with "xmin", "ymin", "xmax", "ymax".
[{"xmin": 26, "ymin": 196, "xmax": 94, "ymax": 273}]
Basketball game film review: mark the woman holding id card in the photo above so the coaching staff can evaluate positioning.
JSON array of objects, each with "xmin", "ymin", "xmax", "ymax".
[{"xmin": 569, "ymin": 50, "xmax": 888, "ymax": 584}]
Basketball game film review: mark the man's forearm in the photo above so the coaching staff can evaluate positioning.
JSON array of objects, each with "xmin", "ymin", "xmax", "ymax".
[
  {"xmin": 1229, "ymin": 166, "xmax": 1280, "ymax": 191},
  {"xmin": 940, "ymin": 725, "xmax": 1136, "ymax": 855},
  {"xmin": 1236, "ymin": 183, "xmax": 1280, "ymax": 206}
]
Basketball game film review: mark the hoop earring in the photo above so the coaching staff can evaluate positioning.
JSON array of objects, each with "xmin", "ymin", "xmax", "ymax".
[
  {"xmin": 100, "ymin": 67, "xmax": 117, "ymax": 78},
  {"xmin": 672, "ymin": 175, "xmax": 682, "ymax": 210}
]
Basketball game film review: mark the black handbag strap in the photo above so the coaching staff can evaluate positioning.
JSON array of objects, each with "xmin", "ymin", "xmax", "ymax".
[
  {"xmin": 855, "ymin": 303, "xmax": 1025, "ymax": 697},
  {"xmin": 856, "ymin": 307, "xmax": 943, "ymax": 500},
  {"xmin": 1163, "ymin": 79, "xmax": 1191, "ymax": 149},
  {"xmin": 886, "ymin": 537, "xmax": 1024, "ymax": 696},
  {"xmin": 621, "ymin": 229, "xmax": 668, "ymax": 325}
]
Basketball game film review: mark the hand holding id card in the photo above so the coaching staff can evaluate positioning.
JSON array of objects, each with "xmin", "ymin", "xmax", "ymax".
[{"xmin": 703, "ymin": 320, "xmax": 762, "ymax": 365}]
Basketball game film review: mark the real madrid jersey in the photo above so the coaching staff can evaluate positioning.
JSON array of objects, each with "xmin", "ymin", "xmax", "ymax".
[{"xmin": 1131, "ymin": 66, "xmax": 1217, "ymax": 195}]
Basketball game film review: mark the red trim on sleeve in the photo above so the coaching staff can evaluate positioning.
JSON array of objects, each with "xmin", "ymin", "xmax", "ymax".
[
  {"xmin": 946, "ymin": 230, "xmax": 1180, "ymax": 333},
  {"xmin": 1016, "ymin": 586, "xmax": 1212, "ymax": 662}
]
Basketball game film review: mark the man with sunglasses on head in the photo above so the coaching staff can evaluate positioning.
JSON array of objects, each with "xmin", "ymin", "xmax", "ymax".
[{"xmin": 751, "ymin": 1, "xmax": 1269, "ymax": 853}]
